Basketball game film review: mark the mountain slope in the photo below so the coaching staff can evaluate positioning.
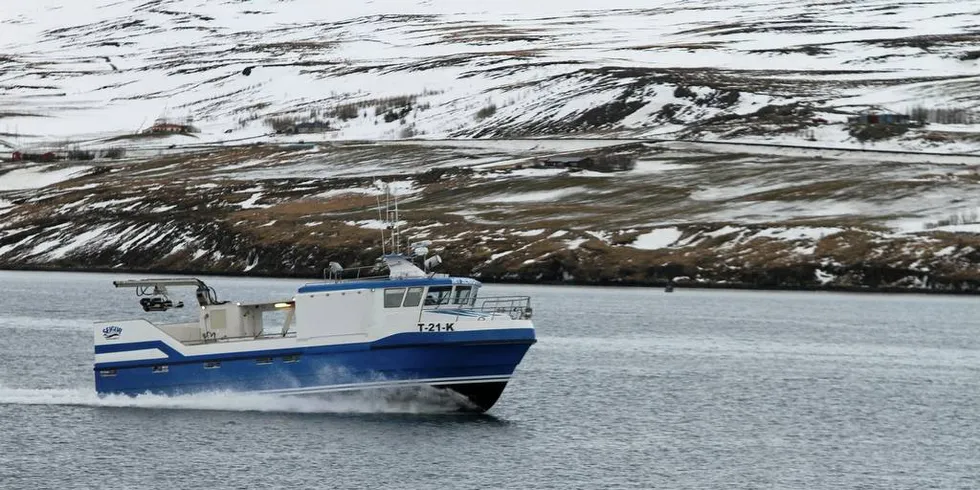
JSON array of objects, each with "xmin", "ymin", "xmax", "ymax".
[
  {"xmin": 1, "ymin": 0, "xmax": 979, "ymax": 150},
  {"xmin": 4, "ymin": 140, "xmax": 980, "ymax": 292}
]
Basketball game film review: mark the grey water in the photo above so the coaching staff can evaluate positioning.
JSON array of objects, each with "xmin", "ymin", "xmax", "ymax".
[{"xmin": 1, "ymin": 270, "xmax": 979, "ymax": 489}]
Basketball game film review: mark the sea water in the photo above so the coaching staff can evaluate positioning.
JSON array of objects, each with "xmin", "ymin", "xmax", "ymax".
[{"xmin": 1, "ymin": 271, "xmax": 979, "ymax": 489}]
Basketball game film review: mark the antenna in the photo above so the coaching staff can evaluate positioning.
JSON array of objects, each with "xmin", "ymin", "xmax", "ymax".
[
  {"xmin": 376, "ymin": 187, "xmax": 386, "ymax": 256},
  {"xmin": 374, "ymin": 180, "xmax": 404, "ymax": 256},
  {"xmin": 389, "ymin": 188, "xmax": 401, "ymax": 254}
]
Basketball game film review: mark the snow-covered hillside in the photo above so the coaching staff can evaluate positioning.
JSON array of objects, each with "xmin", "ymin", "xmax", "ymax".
[
  {"xmin": 4, "ymin": 1, "xmax": 980, "ymax": 292},
  {"xmin": 2, "ymin": 0, "xmax": 980, "ymax": 150}
]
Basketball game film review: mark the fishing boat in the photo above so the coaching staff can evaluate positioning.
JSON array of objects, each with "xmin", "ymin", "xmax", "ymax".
[{"xmin": 93, "ymin": 191, "xmax": 536, "ymax": 412}]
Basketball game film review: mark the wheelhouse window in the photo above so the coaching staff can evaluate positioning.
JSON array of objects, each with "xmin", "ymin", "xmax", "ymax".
[
  {"xmin": 452, "ymin": 286, "xmax": 473, "ymax": 305},
  {"xmin": 283, "ymin": 354, "xmax": 301, "ymax": 363},
  {"xmin": 204, "ymin": 361, "xmax": 221, "ymax": 369},
  {"xmin": 402, "ymin": 287, "xmax": 424, "ymax": 307},
  {"xmin": 256, "ymin": 358, "xmax": 273, "ymax": 365},
  {"xmin": 424, "ymin": 286, "xmax": 452, "ymax": 306},
  {"xmin": 384, "ymin": 288, "xmax": 406, "ymax": 308},
  {"xmin": 152, "ymin": 365, "xmax": 169, "ymax": 374}
]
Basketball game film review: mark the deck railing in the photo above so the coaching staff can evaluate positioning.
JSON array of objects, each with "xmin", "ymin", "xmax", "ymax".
[
  {"xmin": 423, "ymin": 295, "xmax": 533, "ymax": 320},
  {"xmin": 322, "ymin": 265, "xmax": 388, "ymax": 281}
]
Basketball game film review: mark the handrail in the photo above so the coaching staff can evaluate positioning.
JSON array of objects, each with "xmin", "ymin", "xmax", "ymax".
[
  {"xmin": 307, "ymin": 272, "xmax": 451, "ymax": 287},
  {"xmin": 322, "ymin": 264, "xmax": 388, "ymax": 281},
  {"xmin": 184, "ymin": 331, "xmax": 298, "ymax": 346},
  {"xmin": 423, "ymin": 295, "xmax": 533, "ymax": 320}
]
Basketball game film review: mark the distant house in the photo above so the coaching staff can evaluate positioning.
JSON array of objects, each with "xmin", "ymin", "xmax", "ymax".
[
  {"xmin": 534, "ymin": 153, "xmax": 636, "ymax": 173},
  {"xmin": 847, "ymin": 110, "xmax": 913, "ymax": 126},
  {"xmin": 280, "ymin": 121, "xmax": 332, "ymax": 134},
  {"xmin": 10, "ymin": 151, "xmax": 58, "ymax": 162},
  {"xmin": 143, "ymin": 117, "xmax": 199, "ymax": 134},
  {"xmin": 540, "ymin": 156, "xmax": 592, "ymax": 168},
  {"xmin": 847, "ymin": 108, "xmax": 922, "ymax": 141}
]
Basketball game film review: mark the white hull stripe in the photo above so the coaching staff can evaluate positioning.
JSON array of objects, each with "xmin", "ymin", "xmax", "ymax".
[
  {"xmin": 257, "ymin": 374, "xmax": 512, "ymax": 396},
  {"xmin": 94, "ymin": 348, "xmax": 168, "ymax": 364}
]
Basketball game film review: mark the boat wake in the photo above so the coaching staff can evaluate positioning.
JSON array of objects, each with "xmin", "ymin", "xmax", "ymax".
[{"xmin": 0, "ymin": 384, "xmax": 469, "ymax": 414}]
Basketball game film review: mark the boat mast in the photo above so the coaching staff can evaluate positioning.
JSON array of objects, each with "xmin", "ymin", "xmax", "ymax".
[
  {"xmin": 376, "ymin": 181, "xmax": 402, "ymax": 256},
  {"xmin": 390, "ymin": 187, "xmax": 401, "ymax": 254},
  {"xmin": 376, "ymin": 191, "xmax": 385, "ymax": 256}
]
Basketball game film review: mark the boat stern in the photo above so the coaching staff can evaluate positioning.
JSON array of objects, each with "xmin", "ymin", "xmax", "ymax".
[{"xmin": 93, "ymin": 319, "xmax": 178, "ymax": 394}]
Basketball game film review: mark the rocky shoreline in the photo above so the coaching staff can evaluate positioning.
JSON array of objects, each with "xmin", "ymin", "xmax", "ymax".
[
  {"xmin": 4, "ymin": 263, "xmax": 980, "ymax": 296},
  {"xmin": 4, "ymin": 255, "xmax": 980, "ymax": 296}
]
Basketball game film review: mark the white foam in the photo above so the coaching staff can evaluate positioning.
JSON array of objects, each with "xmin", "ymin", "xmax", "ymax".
[{"xmin": 0, "ymin": 385, "xmax": 466, "ymax": 414}]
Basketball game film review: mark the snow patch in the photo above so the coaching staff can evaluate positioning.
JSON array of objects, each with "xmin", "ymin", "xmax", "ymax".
[
  {"xmin": 814, "ymin": 269, "xmax": 836, "ymax": 285},
  {"xmin": 631, "ymin": 228, "xmax": 683, "ymax": 250},
  {"xmin": 629, "ymin": 160, "xmax": 689, "ymax": 175},
  {"xmin": 316, "ymin": 180, "xmax": 417, "ymax": 199},
  {"xmin": 166, "ymin": 241, "xmax": 188, "ymax": 257},
  {"xmin": 89, "ymin": 197, "xmax": 141, "ymax": 209},
  {"xmin": 46, "ymin": 224, "xmax": 117, "ymax": 259},
  {"xmin": 586, "ymin": 231, "xmax": 611, "ymax": 244},
  {"xmin": 490, "ymin": 250, "xmax": 513, "ymax": 261},
  {"xmin": 237, "ymin": 193, "xmax": 270, "ymax": 209},
  {"xmin": 928, "ymin": 224, "xmax": 980, "ymax": 234},
  {"xmin": 754, "ymin": 227, "xmax": 841, "ymax": 241},
  {"xmin": 29, "ymin": 238, "xmax": 62, "ymax": 256},
  {"xmin": 0, "ymin": 166, "xmax": 90, "ymax": 191},
  {"xmin": 476, "ymin": 187, "xmax": 587, "ymax": 204},
  {"xmin": 345, "ymin": 219, "xmax": 406, "ymax": 230},
  {"xmin": 704, "ymin": 225, "xmax": 743, "ymax": 238}
]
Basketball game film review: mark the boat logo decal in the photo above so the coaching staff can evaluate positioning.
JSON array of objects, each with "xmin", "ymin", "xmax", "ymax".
[{"xmin": 102, "ymin": 325, "xmax": 123, "ymax": 340}]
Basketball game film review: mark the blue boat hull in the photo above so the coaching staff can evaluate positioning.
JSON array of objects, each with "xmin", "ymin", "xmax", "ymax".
[{"xmin": 94, "ymin": 329, "xmax": 535, "ymax": 412}]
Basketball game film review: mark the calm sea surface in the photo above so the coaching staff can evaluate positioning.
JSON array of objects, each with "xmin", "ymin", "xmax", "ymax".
[{"xmin": 1, "ymin": 270, "xmax": 979, "ymax": 489}]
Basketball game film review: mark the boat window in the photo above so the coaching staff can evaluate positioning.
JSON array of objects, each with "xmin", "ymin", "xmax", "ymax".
[
  {"xmin": 424, "ymin": 286, "xmax": 452, "ymax": 306},
  {"xmin": 204, "ymin": 361, "xmax": 221, "ymax": 369},
  {"xmin": 99, "ymin": 369, "xmax": 117, "ymax": 378},
  {"xmin": 384, "ymin": 288, "xmax": 406, "ymax": 308},
  {"xmin": 256, "ymin": 358, "xmax": 273, "ymax": 365},
  {"xmin": 151, "ymin": 365, "xmax": 169, "ymax": 374},
  {"xmin": 452, "ymin": 286, "xmax": 472, "ymax": 305},
  {"xmin": 283, "ymin": 354, "xmax": 301, "ymax": 363},
  {"xmin": 403, "ymin": 287, "xmax": 424, "ymax": 307}
]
